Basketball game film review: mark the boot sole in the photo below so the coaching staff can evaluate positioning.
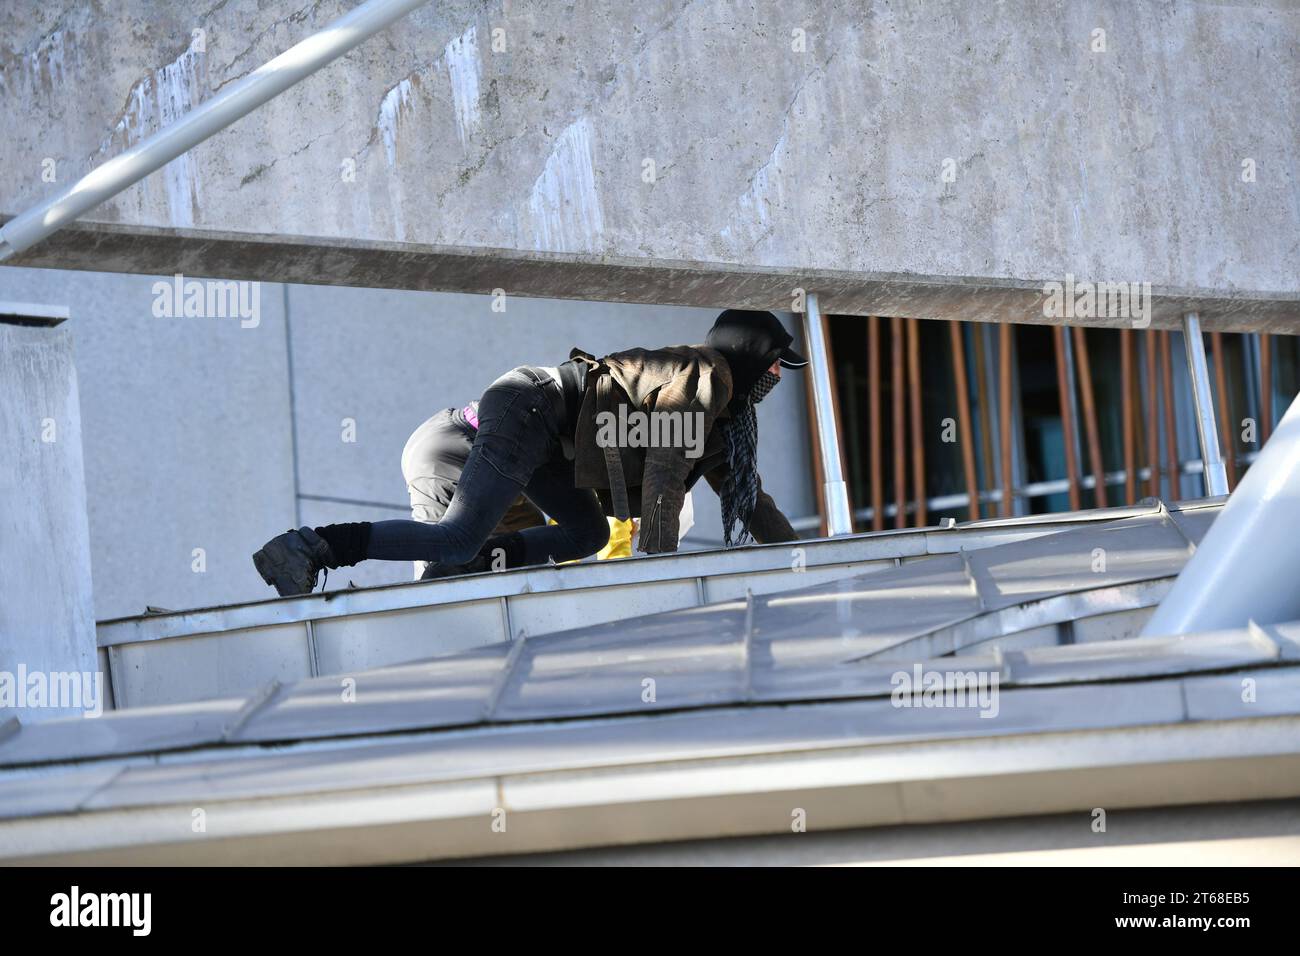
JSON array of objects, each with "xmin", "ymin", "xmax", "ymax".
[{"xmin": 252, "ymin": 548, "xmax": 309, "ymax": 597}]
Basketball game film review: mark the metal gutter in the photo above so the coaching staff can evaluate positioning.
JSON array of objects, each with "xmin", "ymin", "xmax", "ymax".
[
  {"xmin": 10, "ymin": 615, "xmax": 1293, "ymax": 775},
  {"xmin": 4, "ymin": 709, "xmax": 1298, "ymax": 865}
]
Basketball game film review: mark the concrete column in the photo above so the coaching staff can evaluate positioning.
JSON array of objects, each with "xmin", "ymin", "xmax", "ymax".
[{"xmin": 0, "ymin": 306, "xmax": 101, "ymax": 722}]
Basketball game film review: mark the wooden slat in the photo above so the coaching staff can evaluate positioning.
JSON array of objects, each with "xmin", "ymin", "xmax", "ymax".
[
  {"xmin": 868, "ymin": 316, "xmax": 884, "ymax": 531},
  {"xmin": 892, "ymin": 316, "xmax": 907, "ymax": 529},
  {"xmin": 906, "ymin": 318, "xmax": 927, "ymax": 527},
  {"xmin": 972, "ymin": 326, "xmax": 995, "ymax": 518},
  {"xmin": 1130, "ymin": 334, "xmax": 1149, "ymax": 499},
  {"xmin": 999, "ymin": 323, "xmax": 1014, "ymax": 518},
  {"xmin": 1145, "ymin": 331, "xmax": 1160, "ymax": 499},
  {"xmin": 1120, "ymin": 329, "xmax": 1136, "ymax": 504},
  {"xmin": 1052, "ymin": 325, "xmax": 1082, "ymax": 512},
  {"xmin": 949, "ymin": 322, "xmax": 980, "ymax": 521},
  {"xmin": 1211, "ymin": 331, "xmax": 1237, "ymax": 490},
  {"xmin": 842, "ymin": 362, "xmax": 864, "ymax": 510},
  {"xmin": 1072, "ymin": 326, "xmax": 1107, "ymax": 508},
  {"xmin": 1261, "ymin": 333, "xmax": 1273, "ymax": 445},
  {"xmin": 1159, "ymin": 330, "xmax": 1181, "ymax": 500}
]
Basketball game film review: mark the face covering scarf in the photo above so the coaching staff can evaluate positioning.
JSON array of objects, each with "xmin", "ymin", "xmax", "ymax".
[{"xmin": 719, "ymin": 369, "xmax": 780, "ymax": 547}]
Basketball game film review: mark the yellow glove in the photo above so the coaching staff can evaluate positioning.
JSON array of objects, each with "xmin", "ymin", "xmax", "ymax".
[
  {"xmin": 547, "ymin": 517, "xmax": 638, "ymax": 562},
  {"xmin": 598, "ymin": 518, "xmax": 636, "ymax": 559}
]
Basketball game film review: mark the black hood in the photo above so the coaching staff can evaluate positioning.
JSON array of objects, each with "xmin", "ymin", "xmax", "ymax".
[{"xmin": 705, "ymin": 310, "xmax": 805, "ymax": 407}]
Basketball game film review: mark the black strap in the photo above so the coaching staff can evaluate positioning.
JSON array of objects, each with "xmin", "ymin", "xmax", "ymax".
[
  {"xmin": 595, "ymin": 373, "xmax": 631, "ymax": 520},
  {"xmin": 556, "ymin": 359, "xmax": 587, "ymax": 430}
]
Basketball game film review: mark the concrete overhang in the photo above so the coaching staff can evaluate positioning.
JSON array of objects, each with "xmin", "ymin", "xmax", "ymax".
[
  {"xmin": 3, "ymin": 1, "xmax": 1298, "ymax": 330},
  {"xmin": 5, "ymin": 217, "xmax": 1298, "ymax": 332}
]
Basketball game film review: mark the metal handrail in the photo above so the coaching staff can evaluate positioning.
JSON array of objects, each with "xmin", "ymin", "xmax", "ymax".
[{"xmin": 0, "ymin": 0, "xmax": 432, "ymax": 263}]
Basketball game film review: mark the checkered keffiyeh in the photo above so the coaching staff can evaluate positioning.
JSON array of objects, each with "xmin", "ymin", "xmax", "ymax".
[{"xmin": 719, "ymin": 369, "xmax": 779, "ymax": 547}]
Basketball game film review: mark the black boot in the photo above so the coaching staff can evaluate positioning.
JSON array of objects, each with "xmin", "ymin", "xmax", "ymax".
[
  {"xmin": 418, "ymin": 532, "xmax": 526, "ymax": 581},
  {"xmin": 418, "ymin": 555, "xmax": 489, "ymax": 581},
  {"xmin": 253, "ymin": 527, "xmax": 337, "ymax": 596}
]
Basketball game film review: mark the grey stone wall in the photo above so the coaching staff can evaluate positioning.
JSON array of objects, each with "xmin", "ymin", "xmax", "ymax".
[{"xmin": 2, "ymin": 1, "xmax": 1296, "ymax": 324}]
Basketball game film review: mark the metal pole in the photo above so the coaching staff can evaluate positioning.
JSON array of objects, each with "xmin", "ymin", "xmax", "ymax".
[
  {"xmin": 1181, "ymin": 312, "xmax": 1229, "ymax": 496},
  {"xmin": 0, "ymin": 0, "xmax": 432, "ymax": 263},
  {"xmin": 1143, "ymin": 389, "xmax": 1300, "ymax": 635},
  {"xmin": 801, "ymin": 294, "xmax": 854, "ymax": 536}
]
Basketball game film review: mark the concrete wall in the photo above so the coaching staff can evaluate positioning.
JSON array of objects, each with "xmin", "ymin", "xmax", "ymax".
[
  {"xmin": 2, "ymin": 1, "xmax": 1297, "ymax": 328},
  {"xmin": 0, "ymin": 268, "xmax": 298, "ymax": 620},
  {"xmin": 0, "ymin": 317, "xmax": 97, "ymax": 721},
  {"xmin": 0, "ymin": 266, "xmax": 816, "ymax": 614}
]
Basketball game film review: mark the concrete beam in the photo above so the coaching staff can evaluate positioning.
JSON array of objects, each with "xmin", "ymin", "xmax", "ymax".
[
  {"xmin": 2, "ymin": 1, "xmax": 1298, "ymax": 326},
  {"xmin": 5, "ymin": 217, "xmax": 1298, "ymax": 332}
]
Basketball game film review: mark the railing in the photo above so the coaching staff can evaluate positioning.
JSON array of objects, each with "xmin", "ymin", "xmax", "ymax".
[{"xmin": 818, "ymin": 316, "xmax": 1285, "ymax": 529}]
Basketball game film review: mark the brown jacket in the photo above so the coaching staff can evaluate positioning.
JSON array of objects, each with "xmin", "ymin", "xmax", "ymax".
[{"xmin": 570, "ymin": 345, "xmax": 797, "ymax": 553}]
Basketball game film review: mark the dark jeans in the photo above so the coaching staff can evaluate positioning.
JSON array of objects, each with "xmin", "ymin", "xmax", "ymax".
[{"xmin": 366, "ymin": 367, "xmax": 609, "ymax": 567}]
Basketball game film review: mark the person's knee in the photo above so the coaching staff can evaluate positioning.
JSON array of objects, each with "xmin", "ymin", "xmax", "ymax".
[
  {"xmin": 445, "ymin": 541, "xmax": 484, "ymax": 566},
  {"xmin": 436, "ymin": 526, "xmax": 486, "ymax": 566},
  {"xmin": 578, "ymin": 514, "xmax": 611, "ymax": 556}
]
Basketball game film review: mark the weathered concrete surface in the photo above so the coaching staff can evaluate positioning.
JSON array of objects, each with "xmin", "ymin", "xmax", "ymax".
[
  {"xmin": 5, "ymin": 219, "xmax": 1299, "ymax": 332},
  {"xmin": 0, "ymin": 267, "xmax": 298, "ymax": 621},
  {"xmin": 2, "ymin": 1, "xmax": 1298, "ymax": 325},
  {"xmin": 0, "ymin": 319, "xmax": 98, "ymax": 721}
]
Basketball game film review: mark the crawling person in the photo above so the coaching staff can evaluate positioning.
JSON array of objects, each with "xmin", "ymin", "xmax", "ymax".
[{"xmin": 252, "ymin": 310, "xmax": 805, "ymax": 595}]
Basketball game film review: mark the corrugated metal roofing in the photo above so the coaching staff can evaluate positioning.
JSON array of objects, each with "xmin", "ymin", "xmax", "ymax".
[
  {"xmin": 5, "ymin": 619, "xmax": 1298, "ymax": 780},
  {"xmin": 91, "ymin": 498, "xmax": 1220, "ymax": 710},
  {"xmin": 0, "ymin": 500, "xmax": 1268, "ymax": 773},
  {"xmin": 4, "ymin": 497, "xmax": 1299, "ymax": 863}
]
